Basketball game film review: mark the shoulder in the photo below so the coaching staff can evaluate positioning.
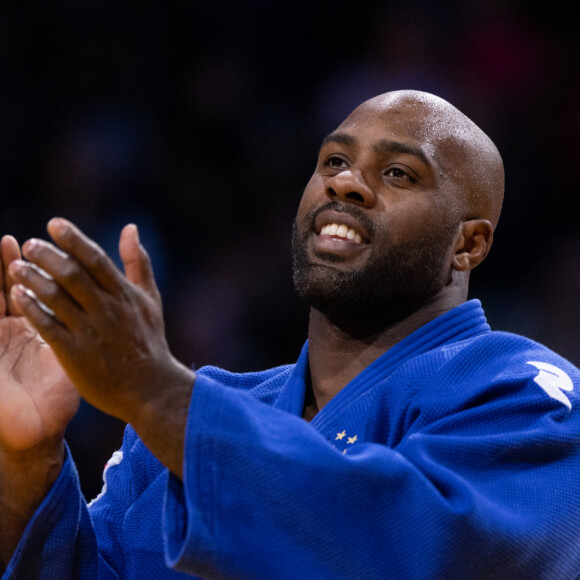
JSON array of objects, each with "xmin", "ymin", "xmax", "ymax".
[
  {"xmin": 448, "ymin": 330, "xmax": 579, "ymax": 384},
  {"xmin": 414, "ymin": 329, "xmax": 580, "ymax": 417},
  {"xmin": 476, "ymin": 330, "xmax": 579, "ymax": 406},
  {"xmin": 196, "ymin": 363, "xmax": 296, "ymax": 405}
]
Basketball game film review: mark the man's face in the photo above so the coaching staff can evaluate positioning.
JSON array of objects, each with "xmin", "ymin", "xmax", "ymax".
[{"xmin": 292, "ymin": 98, "xmax": 464, "ymax": 328}]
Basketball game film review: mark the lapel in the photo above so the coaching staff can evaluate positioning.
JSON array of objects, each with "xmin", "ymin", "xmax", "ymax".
[{"xmin": 272, "ymin": 300, "xmax": 490, "ymax": 443}]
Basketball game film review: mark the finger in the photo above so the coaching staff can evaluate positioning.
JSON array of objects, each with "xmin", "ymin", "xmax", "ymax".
[
  {"xmin": 46, "ymin": 217, "xmax": 124, "ymax": 294},
  {"xmin": 21, "ymin": 237, "xmax": 110, "ymax": 313},
  {"xmin": 8, "ymin": 259, "xmax": 84, "ymax": 330},
  {"xmin": 119, "ymin": 224, "xmax": 161, "ymax": 302},
  {"xmin": 0, "ymin": 235, "xmax": 23, "ymax": 315},
  {"xmin": 10, "ymin": 283, "xmax": 71, "ymax": 349},
  {"xmin": 0, "ymin": 244, "xmax": 6, "ymax": 316}
]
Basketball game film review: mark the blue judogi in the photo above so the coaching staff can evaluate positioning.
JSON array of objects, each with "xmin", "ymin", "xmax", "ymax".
[{"xmin": 6, "ymin": 300, "xmax": 580, "ymax": 579}]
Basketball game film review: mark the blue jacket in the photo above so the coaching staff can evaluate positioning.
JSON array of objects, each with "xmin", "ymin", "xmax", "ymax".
[{"xmin": 6, "ymin": 300, "xmax": 580, "ymax": 578}]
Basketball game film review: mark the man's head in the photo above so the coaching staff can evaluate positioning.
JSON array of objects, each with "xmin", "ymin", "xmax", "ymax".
[{"xmin": 292, "ymin": 90, "xmax": 504, "ymax": 329}]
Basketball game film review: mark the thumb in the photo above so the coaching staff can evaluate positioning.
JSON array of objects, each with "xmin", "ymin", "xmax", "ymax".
[{"xmin": 119, "ymin": 224, "xmax": 160, "ymax": 299}]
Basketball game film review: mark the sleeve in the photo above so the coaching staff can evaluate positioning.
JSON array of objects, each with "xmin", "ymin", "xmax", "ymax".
[
  {"xmin": 163, "ymin": 371, "xmax": 580, "ymax": 580},
  {"xmin": 3, "ymin": 430, "xmax": 137, "ymax": 580}
]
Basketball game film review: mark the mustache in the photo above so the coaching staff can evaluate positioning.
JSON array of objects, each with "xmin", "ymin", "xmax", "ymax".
[{"xmin": 306, "ymin": 201, "xmax": 376, "ymax": 237}]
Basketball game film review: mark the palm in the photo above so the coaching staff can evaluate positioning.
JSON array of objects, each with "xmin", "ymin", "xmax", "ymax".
[{"xmin": 0, "ymin": 315, "xmax": 79, "ymax": 453}]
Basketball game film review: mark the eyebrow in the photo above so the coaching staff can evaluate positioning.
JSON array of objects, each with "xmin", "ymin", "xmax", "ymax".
[
  {"xmin": 321, "ymin": 132, "xmax": 433, "ymax": 169},
  {"xmin": 321, "ymin": 132, "xmax": 358, "ymax": 148},
  {"xmin": 373, "ymin": 140, "xmax": 432, "ymax": 168}
]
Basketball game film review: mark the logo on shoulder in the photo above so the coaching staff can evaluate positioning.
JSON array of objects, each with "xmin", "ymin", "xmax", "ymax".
[{"xmin": 527, "ymin": 361, "xmax": 574, "ymax": 409}]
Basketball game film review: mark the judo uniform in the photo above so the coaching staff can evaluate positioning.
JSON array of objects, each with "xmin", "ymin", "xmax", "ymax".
[{"xmin": 6, "ymin": 300, "xmax": 580, "ymax": 579}]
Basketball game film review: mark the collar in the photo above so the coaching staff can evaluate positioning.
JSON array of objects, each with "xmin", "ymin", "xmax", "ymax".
[{"xmin": 273, "ymin": 299, "xmax": 490, "ymax": 424}]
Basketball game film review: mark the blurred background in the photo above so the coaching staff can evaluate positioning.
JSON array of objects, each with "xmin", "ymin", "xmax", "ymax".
[{"xmin": 2, "ymin": 0, "xmax": 579, "ymax": 499}]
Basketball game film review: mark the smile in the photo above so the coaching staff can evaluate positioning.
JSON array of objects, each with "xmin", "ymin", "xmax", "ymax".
[{"xmin": 320, "ymin": 223, "xmax": 364, "ymax": 244}]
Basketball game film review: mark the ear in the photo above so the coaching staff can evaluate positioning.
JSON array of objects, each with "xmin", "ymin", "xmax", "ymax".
[{"xmin": 452, "ymin": 219, "xmax": 494, "ymax": 272}]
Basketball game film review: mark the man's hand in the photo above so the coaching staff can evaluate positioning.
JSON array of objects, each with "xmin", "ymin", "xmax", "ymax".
[
  {"xmin": 0, "ymin": 235, "xmax": 79, "ymax": 454},
  {"xmin": 8, "ymin": 219, "xmax": 195, "ymax": 477},
  {"xmin": 0, "ymin": 235, "xmax": 80, "ymax": 568}
]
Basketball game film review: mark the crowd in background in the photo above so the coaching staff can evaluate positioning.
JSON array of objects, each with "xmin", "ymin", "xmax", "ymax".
[{"xmin": 2, "ymin": 0, "xmax": 579, "ymax": 498}]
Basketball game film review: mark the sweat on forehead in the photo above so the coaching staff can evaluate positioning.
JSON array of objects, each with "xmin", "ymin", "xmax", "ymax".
[{"xmin": 340, "ymin": 90, "xmax": 505, "ymax": 227}]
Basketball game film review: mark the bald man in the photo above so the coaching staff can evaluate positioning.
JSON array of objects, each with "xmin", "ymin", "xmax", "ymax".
[{"xmin": 1, "ymin": 91, "xmax": 579, "ymax": 579}]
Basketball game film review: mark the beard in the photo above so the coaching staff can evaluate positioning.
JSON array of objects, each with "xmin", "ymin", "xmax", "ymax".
[{"xmin": 291, "ymin": 203, "xmax": 459, "ymax": 330}]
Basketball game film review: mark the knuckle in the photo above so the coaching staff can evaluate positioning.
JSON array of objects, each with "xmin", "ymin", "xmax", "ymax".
[
  {"xmin": 85, "ymin": 247, "xmax": 107, "ymax": 271},
  {"xmin": 60, "ymin": 259, "xmax": 81, "ymax": 283},
  {"xmin": 43, "ymin": 282, "xmax": 59, "ymax": 300}
]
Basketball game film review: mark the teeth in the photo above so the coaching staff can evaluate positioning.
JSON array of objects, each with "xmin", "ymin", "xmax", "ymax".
[{"xmin": 320, "ymin": 223, "xmax": 363, "ymax": 243}]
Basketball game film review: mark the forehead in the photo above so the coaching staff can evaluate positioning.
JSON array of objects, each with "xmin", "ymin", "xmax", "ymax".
[{"xmin": 333, "ymin": 95, "xmax": 468, "ymax": 172}]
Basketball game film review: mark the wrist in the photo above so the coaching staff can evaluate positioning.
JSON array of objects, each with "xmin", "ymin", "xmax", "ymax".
[
  {"xmin": 0, "ymin": 437, "xmax": 65, "ymax": 566},
  {"xmin": 127, "ymin": 358, "xmax": 195, "ymax": 426},
  {"xmin": 127, "ymin": 358, "xmax": 195, "ymax": 478},
  {"xmin": 0, "ymin": 436, "xmax": 65, "ymax": 501}
]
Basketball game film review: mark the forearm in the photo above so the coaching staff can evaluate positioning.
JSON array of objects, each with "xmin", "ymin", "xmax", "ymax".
[{"xmin": 0, "ymin": 438, "xmax": 64, "ymax": 569}]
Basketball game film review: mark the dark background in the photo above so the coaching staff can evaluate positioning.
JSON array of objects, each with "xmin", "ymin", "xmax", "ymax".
[{"xmin": 2, "ymin": 0, "xmax": 579, "ymax": 500}]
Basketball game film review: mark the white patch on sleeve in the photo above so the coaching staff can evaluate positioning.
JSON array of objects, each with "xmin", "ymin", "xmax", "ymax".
[
  {"xmin": 87, "ymin": 450, "xmax": 124, "ymax": 507},
  {"xmin": 527, "ymin": 361, "xmax": 574, "ymax": 409}
]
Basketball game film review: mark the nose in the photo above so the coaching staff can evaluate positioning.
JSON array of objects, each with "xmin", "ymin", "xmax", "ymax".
[{"xmin": 325, "ymin": 170, "xmax": 376, "ymax": 208}]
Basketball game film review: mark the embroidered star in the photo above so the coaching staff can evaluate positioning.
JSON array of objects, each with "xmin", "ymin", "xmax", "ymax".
[
  {"xmin": 347, "ymin": 435, "xmax": 358, "ymax": 444},
  {"xmin": 335, "ymin": 430, "xmax": 347, "ymax": 440}
]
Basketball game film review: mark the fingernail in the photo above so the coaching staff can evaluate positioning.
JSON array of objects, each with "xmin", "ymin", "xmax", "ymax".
[
  {"xmin": 22, "ymin": 239, "xmax": 38, "ymax": 255},
  {"xmin": 48, "ymin": 217, "xmax": 68, "ymax": 235}
]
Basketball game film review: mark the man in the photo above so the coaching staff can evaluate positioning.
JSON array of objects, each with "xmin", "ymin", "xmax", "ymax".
[{"xmin": 1, "ymin": 90, "xmax": 579, "ymax": 578}]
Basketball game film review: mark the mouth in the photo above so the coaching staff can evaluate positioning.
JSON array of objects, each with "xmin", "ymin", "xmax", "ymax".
[
  {"xmin": 319, "ymin": 223, "xmax": 364, "ymax": 244},
  {"xmin": 309, "ymin": 208, "xmax": 371, "ymax": 260},
  {"xmin": 314, "ymin": 209, "xmax": 370, "ymax": 244}
]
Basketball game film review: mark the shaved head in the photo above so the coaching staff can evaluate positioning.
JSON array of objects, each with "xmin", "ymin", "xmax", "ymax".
[
  {"xmin": 293, "ymin": 89, "xmax": 505, "ymax": 329},
  {"xmin": 341, "ymin": 90, "xmax": 505, "ymax": 228}
]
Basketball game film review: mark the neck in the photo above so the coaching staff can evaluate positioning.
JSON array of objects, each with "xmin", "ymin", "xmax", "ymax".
[{"xmin": 303, "ymin": 290, "xmax": 466, "ymax": 419}]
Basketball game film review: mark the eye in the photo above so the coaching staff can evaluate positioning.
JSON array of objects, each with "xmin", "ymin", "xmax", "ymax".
[
  {"xmin": 384, "ymin": 166, "xmax": 415, "ymax": 182},
  {"xmin": 324, "ymin": 155, "xmax": 349, "ymax": 169}
]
